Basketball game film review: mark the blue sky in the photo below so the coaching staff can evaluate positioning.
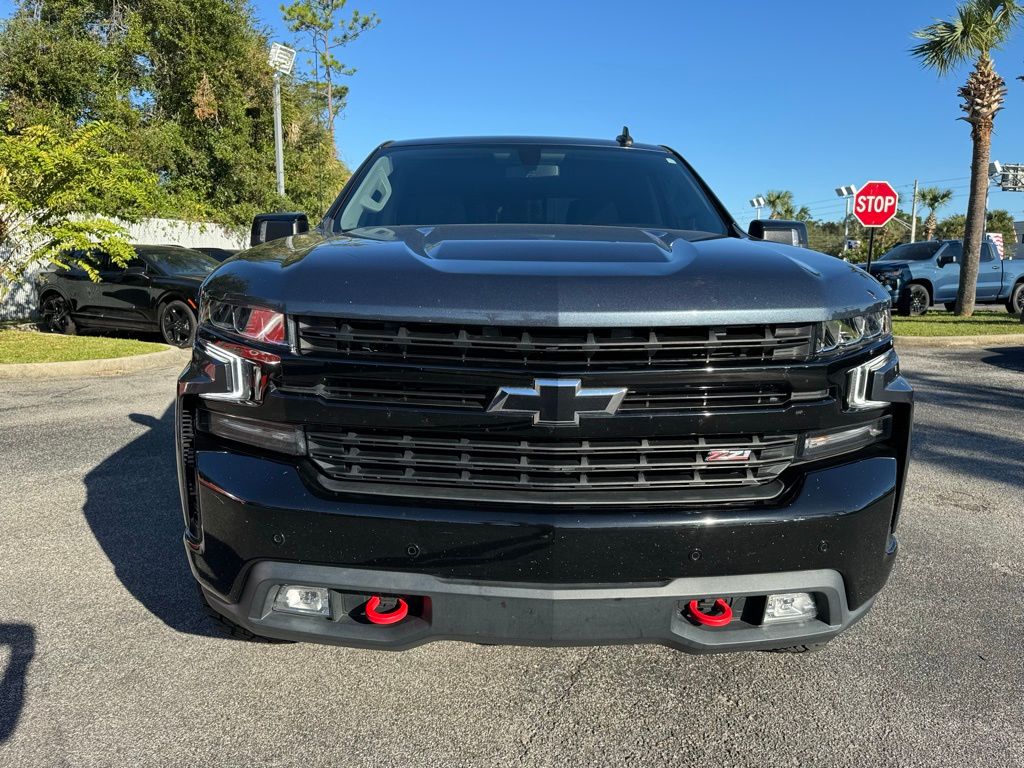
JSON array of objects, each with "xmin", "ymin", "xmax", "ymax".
[
  {"xmin": 3, "ymin": 1, "xmax": 1022, "ymax": 224},
  {"xmin": 250, "ymin": 0, "xmax": 1024, "ymax": 225}
]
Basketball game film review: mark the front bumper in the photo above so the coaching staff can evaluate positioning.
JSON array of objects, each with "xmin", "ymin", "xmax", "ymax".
[
  {"xmin": 200, "ymin": 563, "xmax": 879, "ymax": 652},
  {"xmin": 187, "ymin": 451, "xmax": 901, "ymax": 652}
]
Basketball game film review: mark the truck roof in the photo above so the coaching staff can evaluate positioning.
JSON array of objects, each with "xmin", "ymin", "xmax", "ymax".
[{"xmin": 384, "ymin": 135, "xmax": 669, "ymax": 152}]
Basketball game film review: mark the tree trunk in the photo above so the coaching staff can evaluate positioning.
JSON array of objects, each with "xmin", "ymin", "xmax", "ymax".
[
  {"xmin": 955, "ymin": 53, "xmax": 1005, "ymax": 317},
  {"xmin": 956, "ymin": 124, "xmax": 991, "ymax": 317},
  {"xmin": 925, "ymin": 211, "xmax": 937, "ymax": 241},
  {"xmin": 325, "ymin": 65, "xmax": 334, "ymax": 147}
]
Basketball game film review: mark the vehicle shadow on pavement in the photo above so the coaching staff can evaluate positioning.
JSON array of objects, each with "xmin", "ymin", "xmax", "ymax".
[
  {"xmin": 908, "ymin": 358, "xmax": 1024, "ymax": 489},
  {"xmin": 81, "ymin": 406, "xmax": 222, "ymax": 638},
  {"xmin": 0, "ymin": 623, "xmax": 35, "ymax": 744},
  {"xmin": 979, "ymin": 345, "xmax": 1024, "ymax": 373}
]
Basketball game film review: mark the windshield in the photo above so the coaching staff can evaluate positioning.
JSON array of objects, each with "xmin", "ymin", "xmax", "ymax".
[
  {"xmin": 141, "ymin": 246, "xmax": 219, "ymax": 276},
  {"xmin": 878, "ymin": 242, "xmax": 941, "ymax": 262},
  {"xmin": 335, "ymin": 143, "xmax": 729, "ymax": 235}
]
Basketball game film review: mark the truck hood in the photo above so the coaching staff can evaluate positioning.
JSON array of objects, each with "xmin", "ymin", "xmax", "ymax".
[{"xmin": 204, "ymin": 225, "xmax": 891, "ymax": 325}]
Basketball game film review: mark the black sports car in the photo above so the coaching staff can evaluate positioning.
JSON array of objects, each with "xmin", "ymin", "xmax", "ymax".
[
  {"xmin": 35, "ymin": 244, "xmax": 217, "ymax": 347},
  {"xmin": 193, "ymin": 247, "xmax": 239, "ymax": 262}
]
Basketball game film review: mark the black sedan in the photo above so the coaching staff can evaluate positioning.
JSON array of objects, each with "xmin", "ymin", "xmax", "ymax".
[{"xmin": 35, "ymin": 245, "xmax": 218, "ymax": 347}]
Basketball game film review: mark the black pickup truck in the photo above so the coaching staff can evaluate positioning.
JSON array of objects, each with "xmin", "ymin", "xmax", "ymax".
[{"xmin": 177, "ymin": 135, "xmax": 913, "ymax": 653}]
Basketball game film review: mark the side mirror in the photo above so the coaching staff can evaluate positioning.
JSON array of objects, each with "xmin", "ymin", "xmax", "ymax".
[
  {"xmin": 125, "ymin": 264, "xmax": 147, "ymax": 275},
  {"xmin": 748, "ymin": 219, "xmax": 809, "ymax": 248},
  {"xmin": 250, "ymin": 212, "xmax": 310, "ymax": 247},
  {"xmin": 937, "ymin": 254, "xmax": 956, "ymax": 267}
]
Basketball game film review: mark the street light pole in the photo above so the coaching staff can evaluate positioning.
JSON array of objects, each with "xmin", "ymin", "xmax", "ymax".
[
  {"xmin": 749, "ymin": 196, "xmax": 767, "ymax": 221},
  {"xmin": 909, "ymin": 179, "xmax": 919, "ymax": 243},
  {"xmin": 835, "ymin": 185, "xmax": 857, "ymax": 251},
  {"xmin": 268, "ymin": 42, "xmax": 297, "ymax": 201},
  {"xmin": 272, "ymin": 74, "xmax": 285, "ymax": 197}
]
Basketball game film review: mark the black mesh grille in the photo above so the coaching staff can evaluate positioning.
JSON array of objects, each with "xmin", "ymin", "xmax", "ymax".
[
  {"xmin": 295, "ymin": 318, "xmax": 816, "ymax": 369},
  {"xmin": 306, "ymin": 429, "xmax": 798, "ymax": 503}
]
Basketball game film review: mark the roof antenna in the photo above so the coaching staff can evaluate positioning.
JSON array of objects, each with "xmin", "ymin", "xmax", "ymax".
[{"xmin": 616, "ymin": 126, "xmax": 633, "ymax": 147}]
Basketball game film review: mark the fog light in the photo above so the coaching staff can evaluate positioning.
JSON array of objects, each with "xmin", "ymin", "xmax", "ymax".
[
  {"xmin": 764, "ymin": 592, "xmax": 817, "ymax": 624},
  {"xmin": 273, "ymin": 585, "xmax": 331, "ymax": 617},
  {"xmin": 801, "ymin": 419, "xmax": 886, "ymax": 460},
  {"xmin": 205, "ymin": 411, "xmax": 306, "ymax": 455}
]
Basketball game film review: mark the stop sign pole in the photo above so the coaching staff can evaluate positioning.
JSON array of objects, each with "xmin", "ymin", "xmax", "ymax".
[{"xmin": 853, "ymin": 181, "xmax": 900, "ymax": 271}]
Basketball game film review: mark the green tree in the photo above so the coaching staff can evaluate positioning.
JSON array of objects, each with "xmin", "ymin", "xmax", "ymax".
[
  {"xmin": 985, "ymin": 208, "xmax": 1018, "ymax": 252},
  {"xmin": 0, "ymin": 0, "xmax": 352, "ymax": 226},
  {"xmin": 763, "ymin": 190, "xmax": 796, "ymax": 220},
  {"xmin": 281, "ymin": 0, "xmax": 380, "ymax": 148},
  {"xmin": 0, "ymin": 122, "xmax": 161, "ymax": 295},
  {"xmin": 912, "ymin": 0, "xmax": 1023, "ymax": 316},
  {"xmin": 0, "ymin": 2, "xmax": 150, "ymax": 131},
  {"xmin": 936, "ymin": 213, "xmax": 968, "ymax": 239},
  {"xmin": 842, "ymin": 217, "xmax": 912, "ymax": 264},
  {"xmin": 917, "ymin": 186, "xmax": 955, "ymax": 239}
]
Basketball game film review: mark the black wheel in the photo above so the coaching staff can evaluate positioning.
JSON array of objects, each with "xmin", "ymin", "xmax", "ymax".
[
  {"xmin": 944, "ymin": 302, "xmax": 957, "ymax": 313},
  {"xmin": 1007, "ymin": 283, "xmax": 1024, "ymax": 316},
  {"xmin": 197, "ymin": 585, "xmax": 292, "ymax": 644},
  {"xmin": 159, "ymin": 300, "xmax": 196, "ymax": 347},
  {"xmin": 38, "ymin": 293, "xmax": 77, "ymax": 335},
  {"xmin": 906, "ymin": 283, "xmax": 930, "ymax": 316}
]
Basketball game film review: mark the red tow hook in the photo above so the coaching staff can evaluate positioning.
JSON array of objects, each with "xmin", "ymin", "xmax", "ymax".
[
  {"xmin": 688, "ymin": 598, "xmax": 733, "ymax": 627},
  {"xmin": 364, "ymin": 595, "xmax": 409, "ymax": 625}
]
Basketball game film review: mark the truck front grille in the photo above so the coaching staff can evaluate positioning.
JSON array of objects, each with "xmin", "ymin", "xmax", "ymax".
[
  {"xmin": 295, "ymin": 318, "xmax": 815, "ymax": 369},
  {"xmin": 293, "ymin": 379, "xmax": 791, "ymax": 413},
  {"xmin": 306, "ymin": 429, "xmax": 798, "ymax": 505}
]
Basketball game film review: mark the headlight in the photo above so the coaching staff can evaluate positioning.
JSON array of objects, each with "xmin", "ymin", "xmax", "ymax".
[
  {"xmin": 872, "ymin": 269, "xmax": 905, "ymax": 290},
  {"xmin": 816, "ymin": 309, "xmax": 891, "ymax": 355},
  {"xmin": 201, "ymin": 299, "xmax": 287, "ymax": 345}
]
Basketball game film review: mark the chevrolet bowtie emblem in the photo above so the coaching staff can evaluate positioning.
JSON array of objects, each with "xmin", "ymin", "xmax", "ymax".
[{"xmin": 487, "ymin": 379, "xmax": 628, "ymax": 425}]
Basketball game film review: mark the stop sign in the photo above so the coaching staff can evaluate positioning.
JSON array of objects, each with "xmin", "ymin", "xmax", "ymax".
[{"xmin": 853, "ymin": 181, "xmax": 899, "ymax": 227}]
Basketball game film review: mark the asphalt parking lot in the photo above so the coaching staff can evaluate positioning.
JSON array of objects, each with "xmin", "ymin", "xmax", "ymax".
[{"xmin": 1, "ymin": 344, "xmax": 1022, "ymax": 768}]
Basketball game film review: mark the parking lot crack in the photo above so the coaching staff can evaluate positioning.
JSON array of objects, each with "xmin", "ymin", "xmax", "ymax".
[{"xmin": 516, "ymin": 648, "xmax": 594, "ymax": 765}]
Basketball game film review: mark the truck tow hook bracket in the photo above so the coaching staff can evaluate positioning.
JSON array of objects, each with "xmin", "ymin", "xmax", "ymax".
[
  {"xmin": 365, "ymin": 595, "xmax": 409, "ymax": 625},
  {"xmin": 687, "ymin": 598, "xmax": 733, "ymax": 627}
]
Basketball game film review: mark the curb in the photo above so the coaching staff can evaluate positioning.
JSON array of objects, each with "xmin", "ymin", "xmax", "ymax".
[
  {"xmin": 894, "ymin": 333, "xmax": 1024, "ymax": 348},
  {"xmin": 0, "ymin": 346, "xmax": 190, "ymax": 380}
]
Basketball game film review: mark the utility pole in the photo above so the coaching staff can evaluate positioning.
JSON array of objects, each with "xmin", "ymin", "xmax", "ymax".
[
  {"xmin": 909, "ymin": 179, "xmax": 919, "ymax": 243},
  {"xmin": 268, "ymin": 43, "xmax": 297, "ymax": 201}
]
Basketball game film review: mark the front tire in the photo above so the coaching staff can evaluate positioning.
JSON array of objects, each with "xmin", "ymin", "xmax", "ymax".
[
  {"xmin": 898, "ymin": 283, "xmax": 930, "ymax": 317},
  {"xmin": 1007, "ymin": 283, "xmax": 1024, "ymax": 316},
  {"xmin": 38, "ymin": 293, "xmax": 77, "ymax": 335},
  {"xmin": 159, "ymin": 300, "xmax": 196, "ymax": 347}
]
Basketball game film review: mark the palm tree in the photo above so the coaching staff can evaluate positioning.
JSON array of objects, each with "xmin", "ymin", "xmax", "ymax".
[
  {"xmin": 912, "ymin": 0, "xmax": 1022, "ymax": 316},
  {"xmin": 917, "ymin": 187, "xmax": 955, "ymax": 240},
  {"xmin": 764, "ymin": 190, "xmax": 795, "ymax": 220}
]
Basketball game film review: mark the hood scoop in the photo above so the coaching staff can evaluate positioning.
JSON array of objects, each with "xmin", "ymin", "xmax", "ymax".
[{"xmin": 411, "ymin": 224, "xmax": 680, "ymax": 267}]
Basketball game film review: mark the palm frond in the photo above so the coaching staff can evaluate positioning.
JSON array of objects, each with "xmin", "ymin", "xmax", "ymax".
[{"xmin": 912, "ymin": 0, "xmax": 1023, "ymax": 73}]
